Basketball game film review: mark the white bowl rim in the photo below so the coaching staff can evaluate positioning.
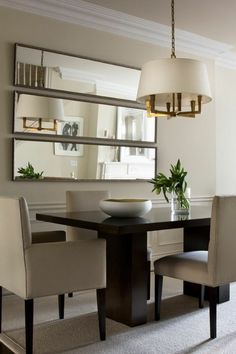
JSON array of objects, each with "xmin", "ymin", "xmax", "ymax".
[{"xmin": 101, "ymin": 198, "xmax": 151, "ymax": 203}]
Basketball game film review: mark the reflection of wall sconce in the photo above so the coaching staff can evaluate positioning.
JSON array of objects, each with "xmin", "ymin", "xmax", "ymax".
[{"xmin": 16, "ymin": 94, "xmax": 64, "ymax": 132}]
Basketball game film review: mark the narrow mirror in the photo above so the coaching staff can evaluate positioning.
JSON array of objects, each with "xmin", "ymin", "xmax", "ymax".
[
  {"xmin": 15, "ymin": 44, "xmax": 141, "ymax": 101},
  {"xmin": 14, "ymin": 139, "xmax": 156, "ymax": 181},
  {"xmin": 14, "ymin": 92, "xmax": 156, "ymax": 142}
]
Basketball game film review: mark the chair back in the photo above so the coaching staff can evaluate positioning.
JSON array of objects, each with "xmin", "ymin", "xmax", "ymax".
[
  {"xmin": 208, "ymin": 195, "xmax": 236, "ymax": 286},
  {"xmin": 66, "ymin": 190, "xmax": 110, "ymax": 241},
  {"xmin": 0, "ymin": 196, "xmax": 31, "ymax": 297}
]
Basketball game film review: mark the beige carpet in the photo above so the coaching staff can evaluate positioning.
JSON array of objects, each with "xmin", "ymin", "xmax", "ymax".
[{"xmin": 2, "ymin": 278, "xmax": 236, "ymax": 353}]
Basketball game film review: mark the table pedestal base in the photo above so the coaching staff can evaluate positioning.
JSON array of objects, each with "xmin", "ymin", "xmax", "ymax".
[{"xmin": 99, "ymin": 231, "xmax": 148, "ymax": 326}]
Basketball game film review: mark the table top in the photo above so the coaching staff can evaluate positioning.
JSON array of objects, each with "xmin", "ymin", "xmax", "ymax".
[{"xmin": 36, "ymin": 205, "xmax": 211, "ymax": 235}]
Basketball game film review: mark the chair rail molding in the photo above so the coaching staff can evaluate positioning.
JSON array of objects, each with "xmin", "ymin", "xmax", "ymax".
[{"xmin": 0, "ymin": 0, "xmax": 235, "ymax": 67}]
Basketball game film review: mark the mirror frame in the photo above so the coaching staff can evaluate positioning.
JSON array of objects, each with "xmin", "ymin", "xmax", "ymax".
[
  {"xmin": 13, "ymin": 43, "xmax": 158, "ymax": 182},
  {"xmin": 13, "ymin": 90, "xmax": 157, "ymax": 143},
  {"xmin": 13, "ymin": 137, "xmax": 157, "ymax": 182},
  {"xmin": 14, "ymin": 43, "xmax": 142, "ymax": 104}
]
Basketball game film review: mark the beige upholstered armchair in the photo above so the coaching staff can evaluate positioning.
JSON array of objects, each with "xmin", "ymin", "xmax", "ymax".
[
  {"xmin": 0, "ymin": 196, "xmax": 106, "ymax": 354},
  {"xmin": 154, "ymin": 195, "xmax": 236, "ymax": 339}
]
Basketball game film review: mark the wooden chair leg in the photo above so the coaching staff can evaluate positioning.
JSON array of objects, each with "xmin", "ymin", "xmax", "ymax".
[
  {"xmin": 0, "ymin": 286, "xmax": 2, "ymax": 333},
  {"xmin": 25, "ymin": 299, "xmax": 34, "ymax": 354},
  {"xmin": 68, "ymin": 293, "xmax": 73, "ymax": 298},
  {"xmin": 58, "ymin": 294, "xmax": 65, "ymax": 319},
  {"xmin": 209, "ymin": 287, "xmax": 217, "ymax": 339},
  {"xmin": 155, "ymin": 274, "xmax": 163, "ymax": 321},
  {"xmin": 147, "ymin": 260, "xmax": 151, "ymax": 300},
  {"xmin": 96, "ymin": 288, "xmax": 106, "ymax": 341},
  {"xmin": 199, "ymin": 285, "xmax": 205, "ymax": 308}
]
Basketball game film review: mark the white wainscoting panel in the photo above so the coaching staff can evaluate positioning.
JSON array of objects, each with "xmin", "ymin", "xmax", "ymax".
[{"xmin": 29, "ymin": 202, "xmax": 66, "ymax": 232}]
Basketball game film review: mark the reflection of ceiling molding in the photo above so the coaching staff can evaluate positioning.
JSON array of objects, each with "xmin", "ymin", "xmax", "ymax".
[
  {"xmin": 58, "ymin": 66, "xmax": 137, "ymax": 99},
  {"xmin": 96, "ymin": 81, "xmax": 137, "ymax": 100},
  {"xmin": 1, "ymin": 0, "xmax": 236, "ymax": 69},
  {"xmin": 58, "ymin": 67, "xmax": 104, "ymax": 83}
]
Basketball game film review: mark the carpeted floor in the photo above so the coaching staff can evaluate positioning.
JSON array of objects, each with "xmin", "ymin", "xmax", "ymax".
[{"xmin": 1, "ymin": 277, "xmax": 236, "ymax": 353}]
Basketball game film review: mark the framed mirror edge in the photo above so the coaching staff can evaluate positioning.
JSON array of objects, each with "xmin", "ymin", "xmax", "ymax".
[
  {"xmin": 14, "ymin": 42, "xmax": 141, "ymax": 71},
  {"xmin": 14, "ymin": 42, "xmax": 142, "ymax": 104},
  {"xmin": 13, "ymin": 138, "xmax": 157, "ymax": 182},
  {"xmin": 13, "ymin": 90, "xmax": 157, "ymax": 143},
  {"xmin": 13, "ymin": 42, "xmax": 158, "ymax": 182}
]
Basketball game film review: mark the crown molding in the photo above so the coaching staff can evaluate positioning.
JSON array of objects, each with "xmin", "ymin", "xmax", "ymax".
[
  {"xmin": 0, "ymin": 0, "xmax": 235, "ymax": 68},
  {"xmin": 216, "ymin": 52, "xmax": 236, "ymax": 70}
]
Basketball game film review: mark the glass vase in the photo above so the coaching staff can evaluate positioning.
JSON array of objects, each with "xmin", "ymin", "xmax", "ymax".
[{"xmin": 171, "ymin": 188, "xmax": 191, "ymax": 215}]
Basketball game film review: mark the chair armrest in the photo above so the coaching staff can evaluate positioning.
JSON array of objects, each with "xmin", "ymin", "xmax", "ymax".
[{"xmin": 25, "ymin": 239, "xmax": 106, "ymax": 299}]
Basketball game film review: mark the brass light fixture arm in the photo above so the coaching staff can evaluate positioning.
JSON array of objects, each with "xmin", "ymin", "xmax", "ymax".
[
  {"xmin": 146, "ymin": 94, "xmax": 202, "ymax": 118},
  {"xmin": 23, "ymin": 117, "xmax": 58, "ymax": 132}
]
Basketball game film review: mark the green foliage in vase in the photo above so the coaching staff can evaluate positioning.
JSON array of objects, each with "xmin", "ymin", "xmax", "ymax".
[
  {"xmin": 150, "ymin": 159, "xmax": 189, "ymax": 209},
  {"xmin": 17, "ymin": 162, "xmax": 44, "ymax": 180}
]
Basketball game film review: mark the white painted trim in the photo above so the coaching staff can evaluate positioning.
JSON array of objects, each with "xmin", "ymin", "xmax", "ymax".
[
  {"xmin": 151, "ymin": 195, "xmax": 213, "ymax": 208},
  {"xmin": 29, "ymin": 201, "xmax": 65, "ymax": 225},
  {"xmin": 0, "ymin": 0, "xmax": 235, "ymax": 67},
  {"xmin": 216, "ymin": 52, "xmax": 236, "ymax": 71},
  {"xmin": 29, "ymin": 201, "xmax": 65, "ymax": 211}
]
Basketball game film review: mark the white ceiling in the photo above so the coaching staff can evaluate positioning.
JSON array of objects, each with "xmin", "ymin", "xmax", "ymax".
[{"xmin": 84, "ymin": 0, "xmax": 236, "ymax": 48}]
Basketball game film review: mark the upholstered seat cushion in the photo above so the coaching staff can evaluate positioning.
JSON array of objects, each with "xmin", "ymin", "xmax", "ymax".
[{"xmin": 154, "ymin": 251, "xmax": 210, "ymax": 286}]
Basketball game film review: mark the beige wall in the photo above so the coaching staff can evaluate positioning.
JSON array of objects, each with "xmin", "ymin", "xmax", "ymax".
[
  {"xmin": 215, "ymin": 65, "xmax": 236, "ymax": 194},
  {"xmin": 0, "ymin": 6, "xmax": 216, "ymax": 204}
]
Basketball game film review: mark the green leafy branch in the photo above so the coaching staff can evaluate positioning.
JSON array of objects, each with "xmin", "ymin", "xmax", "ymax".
[
  {"xmin": 17, "ymin": 162, "xmax": 44, "ymax": 180},
  {"xmin": 150, "ymin": 159, "xmax": 189, "ymax": 209}
]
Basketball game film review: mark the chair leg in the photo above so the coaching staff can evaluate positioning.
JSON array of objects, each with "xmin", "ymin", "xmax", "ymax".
[
  {"xmin": 147, "ymin": 260, "xmax": 151, "ymax": 300},
  {"xmin": 0, "ymin": 286, "xmax": 2, "ymax": 333},
  {"xmin": 155, "ymin": 274, "xmax": 163, "ymax": 321},
  {"xmin": 58, "ymin": 294, "xmax": 65, "ymax": 319},
  {"xmin": 25, "ymin": 299, "xmax": 34, "ymax": 354},
  {"xmin": 199, "ymin": 285, "xmax": 205, "ymax": 308},
  {"xmin": 68, "ymin": 293, "xmax": 73, "ymax": 298},
  {"xmin": 209, "ymin": 287, "xmax": 217, "ymax": 339},
  {"xmin": 96, "ymin": 288, "xmax": 106, "ymax": 341}
]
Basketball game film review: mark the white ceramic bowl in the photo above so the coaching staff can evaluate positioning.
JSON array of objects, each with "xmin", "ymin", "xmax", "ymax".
[{"xmin": 99, "ymin": 198, "xmax": 152, "ymax": 218}]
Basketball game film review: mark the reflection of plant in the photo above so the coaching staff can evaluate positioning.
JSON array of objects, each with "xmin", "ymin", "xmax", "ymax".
[
  {"xmin": 150, "ymin": 159, "xmax": 189, "ymax": 209},
  {"xmin": 17, "ymin": 162, "xmax": 43, "ymax": 179}
]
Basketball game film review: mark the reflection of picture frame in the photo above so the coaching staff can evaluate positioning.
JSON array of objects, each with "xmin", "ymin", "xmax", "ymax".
[{"xmin": 54, "ymin": 116, "xmax": 84, "ymax": 156}]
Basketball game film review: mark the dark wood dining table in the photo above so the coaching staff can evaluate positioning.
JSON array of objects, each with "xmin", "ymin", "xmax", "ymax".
[{"xmin": 36, "ymin": 206, "xmax": 229, "ymax": 327}]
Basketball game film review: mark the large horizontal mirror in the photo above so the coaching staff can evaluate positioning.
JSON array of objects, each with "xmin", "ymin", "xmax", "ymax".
[
  {"xmin": 15, "ymin": 44, "xmax": 141, "ymax": 101},
  {"xmin": 14, "ymin": 92, "xmax": 156, "ymax": 142},
  {"xmin": 14, "ymin": 139, "xmax": 156, "ymax": 181}
]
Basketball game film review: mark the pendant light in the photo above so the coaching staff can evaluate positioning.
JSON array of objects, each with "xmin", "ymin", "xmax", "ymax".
[{"xmin": 137, "ymin": 0, "xmax": 212, "ymax": 118}]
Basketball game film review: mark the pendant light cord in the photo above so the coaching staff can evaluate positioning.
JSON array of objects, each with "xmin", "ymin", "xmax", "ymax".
[{"xmin": 171, "ymin": 0, "xmax": 176, "ymax": 58}]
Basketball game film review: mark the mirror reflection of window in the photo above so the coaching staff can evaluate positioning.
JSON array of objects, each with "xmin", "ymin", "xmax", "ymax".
[{"xmin": 116, "ymin": 107, "xmax": 155, "ymax": 142}]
